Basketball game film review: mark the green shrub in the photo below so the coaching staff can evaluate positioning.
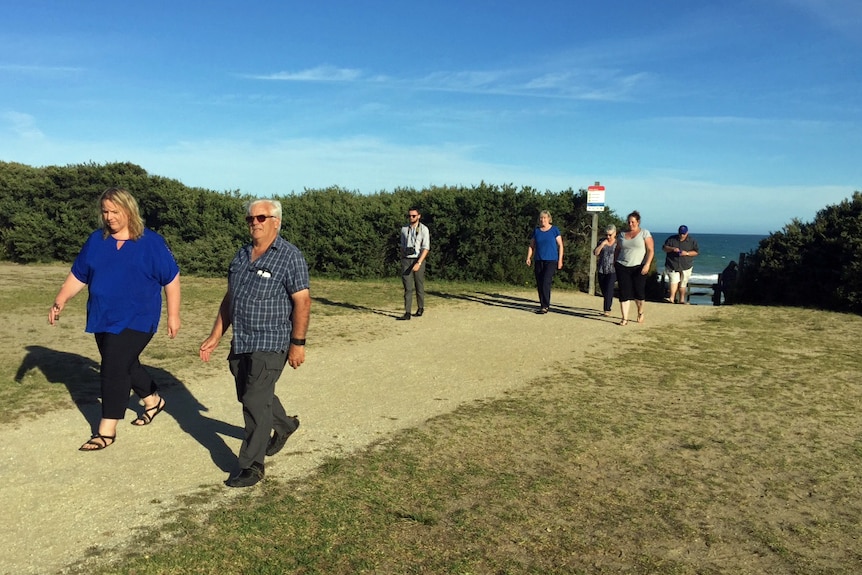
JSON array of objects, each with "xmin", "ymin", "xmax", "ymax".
[
  {"xmin": 738, "ymin": 191, "xmax": 862, "ymax": 313},
  {"xmin": 1, "ymin": 161, "xmax": 626, "ymax": 290}
]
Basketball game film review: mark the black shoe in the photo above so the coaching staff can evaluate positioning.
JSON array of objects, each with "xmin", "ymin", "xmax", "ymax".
[
  {"xmin": 414, "ymin": 308, "xmax": 424, "ymax": 317},
  {"xmin": 225, "ymin": 462, "xmax": 264, "ymax": 488},
  {"xmin": 266, "ymin": 416, "xmax": 300, "ymax": 456},
  {"xmin": 397, "ymin": 313, "xmax": 411, "ymax": 320}
]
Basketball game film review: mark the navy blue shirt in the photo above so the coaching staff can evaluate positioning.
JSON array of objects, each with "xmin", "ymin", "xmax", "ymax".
[
  {"xmin": 228, "ymin": 235, "xmax": 310, "ymax": 354},
  {"xmin": 596, "ymin": 240, "xmax": 616, "ymax": 274},
  {"xmin": 531, "ymin": 226, "xmax": 561, "ymax": 261},
  {"xmin": 71, "ymin": 229, "xmax": 179, "ymax": 334}
]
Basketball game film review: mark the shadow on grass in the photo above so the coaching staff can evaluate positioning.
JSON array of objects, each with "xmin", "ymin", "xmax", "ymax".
[
  {"xmin": 314, "ymin": 296, "xmax": 405, "ymax": 319},
  {"xmin": 428, "ymin": 290, "xmax": 606, "ymax": 320},
  {"xmin": 315, "ymin": 291, "xmax": 608, "ymax": 321},
  {"xmin": 15, "ymin": 345, "xmax": 242, "ymax": 471}
]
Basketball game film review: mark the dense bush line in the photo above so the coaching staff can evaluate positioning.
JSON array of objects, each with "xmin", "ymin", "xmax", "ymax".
[
  {"xmin": 738, "ymin": 191, "xmax": 862, "ymax": 313},
  {"xmin": 0, "ymin": 161, "xmax": 251, "ymax": 276},
  {"xmin": 0, "ymin": 161, "xmax": 623, "ymax": 290},
  {"xmin": 6, "ymin": 161, "xmax": 859, "ymax": 310}
]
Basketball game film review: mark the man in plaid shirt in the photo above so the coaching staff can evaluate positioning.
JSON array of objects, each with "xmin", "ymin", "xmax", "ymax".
[{"xmin": 200, "ymin": 199, "xmax": 311, "ymax": 488}]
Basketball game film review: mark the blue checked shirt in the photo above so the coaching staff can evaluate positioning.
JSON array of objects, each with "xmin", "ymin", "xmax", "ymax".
[{"xmin": 228, "ymin": 235, "xmax": 310, "ymax": 354}]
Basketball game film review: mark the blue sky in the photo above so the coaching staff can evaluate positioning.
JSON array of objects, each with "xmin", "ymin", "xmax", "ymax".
[{"xmin": 2, "ymin": 0, "xmax": 860, "ymax": 234}]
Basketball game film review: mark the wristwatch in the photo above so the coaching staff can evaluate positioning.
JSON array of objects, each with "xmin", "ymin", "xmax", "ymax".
[{"xmin": 290, "ymin": 337, "xmax": 306, "ymax": 346}]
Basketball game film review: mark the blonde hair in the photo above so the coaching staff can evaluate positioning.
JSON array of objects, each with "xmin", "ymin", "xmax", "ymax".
[
  {"xmin": 99, "ymin": 187, "xmax": 144, "ymax": 240},
  {"xmin": 538, "ymin": 210, "xmax": 552, "ymax": 225}
]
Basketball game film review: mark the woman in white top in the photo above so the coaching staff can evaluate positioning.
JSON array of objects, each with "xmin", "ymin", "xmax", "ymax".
[{"xmin": 613, "ymin": 210, "xmax": 654, "ymax": 325}]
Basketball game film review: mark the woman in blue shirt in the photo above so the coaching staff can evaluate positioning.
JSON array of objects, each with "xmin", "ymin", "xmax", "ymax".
[
  {"xmin": 526, "ymin": 210, "xmax": 564, "ymax": 314},
  {"xmin": 49, "ymin": 188, "xmax": 181, "ymax": 451}
]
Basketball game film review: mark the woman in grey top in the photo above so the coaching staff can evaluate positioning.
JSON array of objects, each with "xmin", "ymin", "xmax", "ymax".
[
  {"xmin": 593, "ymin": 224, "xmax": 617, "ymax": 316},
  {"xmin": 613, "ymin": 211, "xmax": 654, "ymax": 325}
]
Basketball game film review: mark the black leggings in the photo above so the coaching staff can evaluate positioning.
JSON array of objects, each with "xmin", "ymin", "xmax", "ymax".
[
  {"xmin": 94, "ymin": 329, "xmax": 157, "ymax": 420},
  {"xmin": 598, "ymin": 272, "xmax": 616, "ymax": 312},
  {"xmin": 615, "ymin": 263, "xmax": 646, "ymax": 302}
]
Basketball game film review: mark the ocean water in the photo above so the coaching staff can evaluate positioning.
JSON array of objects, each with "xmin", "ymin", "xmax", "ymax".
[{"xmin": 651, "ymin": 232, "xmax": 767, "ymax": 304}]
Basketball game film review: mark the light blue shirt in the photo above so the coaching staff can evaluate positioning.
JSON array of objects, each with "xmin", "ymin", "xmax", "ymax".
[
  {"xmin": 400, "ymin": 222, "xmax": 430, "ymax": 258},
  {"xmin": 616, "ymin": 229, "xmax": 652, "ymax": 267}
]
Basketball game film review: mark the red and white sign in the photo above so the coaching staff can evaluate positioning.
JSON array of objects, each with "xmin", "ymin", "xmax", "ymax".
[{"xmin": 586, "ymin": 184, "xmax": 606, "ymax": 212}]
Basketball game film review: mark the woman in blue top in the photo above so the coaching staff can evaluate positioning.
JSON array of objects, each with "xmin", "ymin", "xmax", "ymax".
[
  {"xmin": 49, "ymin": 188, "xmax": 181, "ymax": 451},
  {"xmin": 526, "ymin": 210, "xmax": 564, "ymax": 314}
]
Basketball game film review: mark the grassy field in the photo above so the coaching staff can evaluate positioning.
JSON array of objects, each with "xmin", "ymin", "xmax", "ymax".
[{"xmin": 3, "ymin": 264, "xmax": 861, "ymax": 574}]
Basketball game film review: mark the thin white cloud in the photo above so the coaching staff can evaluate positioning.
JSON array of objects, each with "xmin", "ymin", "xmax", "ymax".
[
  {"xmin": 415, "ymin": 67, "xmax": 648, "ymax": 101},
  {"xmin": 0, "ymin": 64, "xmax": 82, "ymax": 76},
  {"xmin": 1, "ymin": 111, "xmax": 44, "ymax": 139},
  {"xmin": 649, "ymin": 115, "xmax": 831, "ymax": 130},
  {"xmin": 780, "ymin": 0, "xmax": 862, "ymax": 37},
  {"xmin": 247, "ymin": 65, "xmax": 363, "ymax": 82},
  {"xmin": 563, "ymin": 72, "xmax": 651, "ymax": 101},
  {"xmin": 245, "ymin": 62, "xmax": 648, "ymax": 101},
  {"xmin": 419, "ymin": 70, "xmax": 505, "ymax": 90}
]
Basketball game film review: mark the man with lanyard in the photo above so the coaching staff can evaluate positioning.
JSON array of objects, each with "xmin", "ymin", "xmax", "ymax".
[
  {"xmin": 662, "ymin": 224, "xmax": 699, "ymax": 304},
  {"xmin": 397, "ymin": 207, "xmax": 430, "ymax": 320},
  {"xmin": 199, "ymin": 198, "xmax": 311, "ymax": 487}
]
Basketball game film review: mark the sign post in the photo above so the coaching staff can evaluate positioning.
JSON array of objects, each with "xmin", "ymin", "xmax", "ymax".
[{"xmin": 586, "ymin": 182, "xmax": 606, "ymax": 296}]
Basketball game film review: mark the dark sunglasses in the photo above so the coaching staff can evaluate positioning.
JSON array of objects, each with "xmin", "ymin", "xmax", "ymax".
[
  {"xmin": 245, "ymin": 215, "xmax": 276, "ymax": 224},
  {"xmin": 408, "ymin": 214, "xmax": 419, "ymax": 218}
]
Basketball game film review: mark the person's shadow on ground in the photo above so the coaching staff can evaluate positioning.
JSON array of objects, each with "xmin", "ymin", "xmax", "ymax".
[
  {"xmin": 427, "ymin": 290, "xmax": 606, "ymax": 320},
  {"xmin": 15, "ymin": 346, "xmax": 242, "ymax": 471},
  {"xmin": 313, "ymin": 296, "xmax": 399, "ymax": 318},
  {"xmin": 316, "ymin": 291, "xmax": 611, "ymax": 321}
]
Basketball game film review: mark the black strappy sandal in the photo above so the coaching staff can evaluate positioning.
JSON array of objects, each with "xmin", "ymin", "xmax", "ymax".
[
  {"xmin": 131, "ymin": 397, "xmax": 166, "ymax": 426},
  {"xmin": 79, "ymin": 433, "xmax": 116, "ymax": 451}
]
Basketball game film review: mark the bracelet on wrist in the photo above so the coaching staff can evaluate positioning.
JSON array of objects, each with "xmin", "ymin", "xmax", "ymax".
[{"xmin": 290, "ymin": 337, "xmax": 306, "ymax": 346}]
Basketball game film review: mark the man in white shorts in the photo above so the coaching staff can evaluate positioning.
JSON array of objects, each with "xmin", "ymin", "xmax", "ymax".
[{"xmin": 662, "ymin": 225, "xmax": 699, "ymax": 304}]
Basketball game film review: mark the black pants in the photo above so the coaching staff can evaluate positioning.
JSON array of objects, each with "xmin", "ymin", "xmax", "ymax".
[
  {"xmin": 94, "ymin": 329, "xmax": 157, "ymax": 420},
  {"xmin": 229, "ymin": 350, "xmax": 297, "ymax": 468},
  {"xmin": 534, "ymin": 260, "xmax": 557, "ymax": 309},
  {"xmin": 615, "ymin": 263, "xmax": 646, "ymax": 302},
  {"xmin": 598, "ymin": 272, "xmax": 616, "ymax": 312}
]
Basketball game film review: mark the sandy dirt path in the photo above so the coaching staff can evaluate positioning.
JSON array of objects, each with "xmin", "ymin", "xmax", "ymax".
[{"xmin": 0, "ymin": 290, "xmax": 708, "ymax": 574}]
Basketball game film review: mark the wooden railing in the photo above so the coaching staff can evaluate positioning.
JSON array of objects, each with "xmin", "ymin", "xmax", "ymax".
[{"xmin": 659, "ymin": 274, "xmax": 721, "ymax": 305}]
